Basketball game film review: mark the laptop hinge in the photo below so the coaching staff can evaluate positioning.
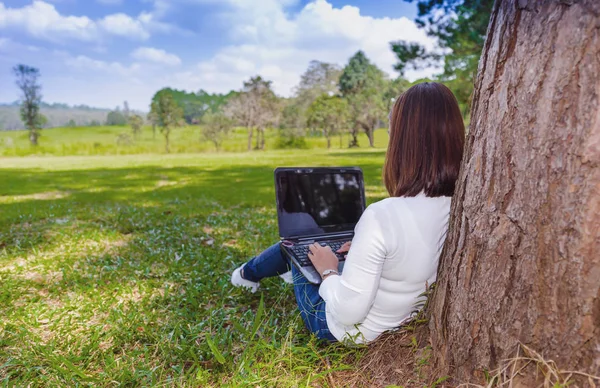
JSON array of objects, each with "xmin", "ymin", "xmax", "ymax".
[{"xmin": 293, "ymin": 232, "xmax": 353, "ymax": 242}]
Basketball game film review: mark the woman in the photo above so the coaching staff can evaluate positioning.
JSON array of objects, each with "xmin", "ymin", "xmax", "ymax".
[{"xmin": 231, "ymin": 82, "xmax": 465, "ymax": 344}]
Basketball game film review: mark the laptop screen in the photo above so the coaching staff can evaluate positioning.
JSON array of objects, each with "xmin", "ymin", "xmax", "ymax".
[{"xmin": 275, "ymin": 168, "xmax": 365, "ymax": 238}]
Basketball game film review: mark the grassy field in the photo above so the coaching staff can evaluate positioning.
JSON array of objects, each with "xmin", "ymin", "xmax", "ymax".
[
  {"xmin": 0, "ymin": 137, "xmax": 398, "ymax": 386},
  {"xmin": 0, "ymin": 125, "xmax": 389, "ymax": 156}
]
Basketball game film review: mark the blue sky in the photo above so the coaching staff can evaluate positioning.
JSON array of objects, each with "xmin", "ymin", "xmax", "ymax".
[{"xmin": 0, "ymin": 0, "xmax": 436, "ymax": 110}]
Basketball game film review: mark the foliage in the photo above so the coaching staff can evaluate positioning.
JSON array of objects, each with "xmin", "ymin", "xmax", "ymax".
[
  {"xmin": 391, "ymin": 0, "xmax": 494, "ymax": 115},
  {"xmin": 339, "ymin": 51, "xmax": 389, "ymax": 147},
  {"xmin": 306, "ymin": 94, "xmax": 349, "ymax": 149},
  {"xmin": 13, "ymin": 64, "xmax": 43, "ymax": 146},
  {"xmin": 294, "ymin": 61, "xmax": 342, "ymax": 121},
  {"xmin": 201, "ymin": 111, "xmax": 234, "ymax": 151},
  {"xmin": 150, "ymin": 90, "xmax": 184, "ymax": 153},
  {"xmin": 339, "ymin": 51, "xmax": 375, "ymax": 95},
  {"xmin": 276, "ymin": 61, "xmax": 342, "ymax": 148},
  {"xmin": 224, "ymin": 76, "xmax": 280, "ymax": 151},
  {"xmin": 279, "ymin": 100, "xmax": 304, "ymax": 131},
  {"xmin": 129, "ymin": 114, "xmax": 144, "ymax": 139},
  {"xmin": 106, "ymin": 109, "xmax": 127, "ymax": 126},
  {"xmin": 0, "ymin": 149, "xmax": 388, "ymax": 386},
  {"xmin": 275, "ymin": 128, "xmax": 309, "ymax": 149},
  {"xmin": 151, "ymin": 88, "xmax": 236, "ymax": 124}
]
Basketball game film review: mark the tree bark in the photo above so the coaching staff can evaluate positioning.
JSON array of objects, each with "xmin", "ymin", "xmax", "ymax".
[
  {"xmin": 259, "ymin": 128, "xmax": 265, "ymax": 150},
  {"xmin": 247, "ymin": 127, "xmax": 253, "ymax": 151},
  {"xmin": 29, "ymin": 130, "xmax": 38, "ymax": 146},
  {"xmin": 430, "ymin": 0, "xmax": 600, "ymax": 383},
  {"xmin": 349, "ymin": 126, "xmax": 359, "ymax": 148},
  {"xmin": 164, "ymin": 129, "xmax": 170, "ymax": 153}
]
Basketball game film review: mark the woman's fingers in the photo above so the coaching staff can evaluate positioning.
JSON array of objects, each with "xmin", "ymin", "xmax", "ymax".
[{"xmin": 337, "ymin": 241, "xmax": 352, "ymax": 253}]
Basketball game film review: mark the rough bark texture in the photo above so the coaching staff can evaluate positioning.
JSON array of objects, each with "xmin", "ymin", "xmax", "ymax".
[{"xmin": 430, "ymin": 0, "xmax": 600, "ymax": 383}]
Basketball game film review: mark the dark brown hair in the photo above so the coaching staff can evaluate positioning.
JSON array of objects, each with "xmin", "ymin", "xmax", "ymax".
[{"xmin": 383, "ymin": 82, "xmax": 465, "ymax": 197}]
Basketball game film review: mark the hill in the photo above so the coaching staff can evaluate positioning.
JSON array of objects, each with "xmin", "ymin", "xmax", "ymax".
[{"xmin": 0, "ymin": 102, "xmax": 132, "ymax": 130}]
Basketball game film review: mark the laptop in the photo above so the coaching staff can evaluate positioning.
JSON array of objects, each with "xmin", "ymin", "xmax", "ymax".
[{"xmin": 275, "ymin": 167, "xmax": 366, "ymax": 284}]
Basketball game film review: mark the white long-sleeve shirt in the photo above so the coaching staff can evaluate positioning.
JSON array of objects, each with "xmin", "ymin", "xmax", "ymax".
[{"xmin": 319, "ymin": 194, "xmax": 451, "ymax": 344}]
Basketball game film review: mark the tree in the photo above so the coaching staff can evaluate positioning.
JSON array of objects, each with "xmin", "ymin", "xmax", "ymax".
[
  {"xmin": 339, "ymin": 52, "xmax": 388, "ymax": 147},
  {"xmin": 147, "ymin": 111, "xmax": 158, "ymax": 139},
  {"xmin": 306, "ymin": 94, "xmax": 349, "ymax": 149},
  {"xmin": 391, "ymin": 0, "xmax": 494, "ymax": 115},
  {"xmin": 129, "ymin": 114, "xmax": 144, "ymax": 139},
  {"xmin": 294, "ymin": 61, "xmax": 342, "ymax": 119},
  {"xmin": 106, "ymin": 109, "xmax": 127, "ymax": 126},
  {"xmin": 224, "ymin": 76, "xmax": 279, "ymax": 151},
  {"xmin": 429, "ymin": 0, "xmax": 599, "ymax": 384},
  {"xmin": 13, "ymin": 64, "xmax": 43, "ymax": 146},
  {"xmin": 201, "ymin": 111, "xmax": 233, "ymax": 151},
  {"xmin": 123, "ymin": 101, "xmax": 130, "ymax": 119},
  {"xmin": 150, "ymin": 91, "xmax": 184, "ymax": 153},
  {"xmin": 151, "ymin": 88, "xmax": 236, "ymax": 124}
]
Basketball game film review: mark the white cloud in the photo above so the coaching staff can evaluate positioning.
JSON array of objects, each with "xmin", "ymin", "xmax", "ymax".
[
  {"xmin": 0, "ymin": 1, "xmax": 98, "ymax": 41},
  {"xmin": 0, "ymin": 1, "xmax": 166, "ymax": 42},
  {"xmin": 131, "ymin": 47, "xmax": 181, "ymax": 66},
  {"xmin": 192, "ymin": 0, "xmax": 438, "ymax": 96},
  {"xmin": 64, "ymin": 54, "xmax": 141, "ymax": 77},
  {"xmin": 99, "ymin": 13, "xmax": 150, "ymax": 40}
]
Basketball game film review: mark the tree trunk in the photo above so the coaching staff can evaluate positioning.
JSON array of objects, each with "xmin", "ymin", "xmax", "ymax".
[
  {"xmin": 259, "ymin": 128, "xmax": 265, "ymax": 150},
  {"xmin": 29, "ymin": 130, "xmax": 38, "ymax": 146},
  {"xmin": 326, "ymin": 135, "xmax": 331, "ymax": 149},
  {"xmin": 349, "ymin": 126, "xmax": 359, "ymax": 148},
  {"xmin": 164, "ymin": 130, "xmax": 170, "ymax": 153},
  {"xmin": 367, "ymin": 126, "xmax": 374, "ymax": 148},
  {"xmin": 247, "ymin": 127, "xmax": 253, "ymax": 151},
  {"xmin": 430, "ymin": 0, "xmax": 600, "ymax": 384}
]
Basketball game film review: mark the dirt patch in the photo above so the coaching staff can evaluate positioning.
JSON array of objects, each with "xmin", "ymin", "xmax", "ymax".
[
  {"xmin": 0, "ymin": 191, "xmax": 71, "ymax": 203},
  {"xmin": 21, "ymin": 270, "xmax": 63, "ymax": 285}
]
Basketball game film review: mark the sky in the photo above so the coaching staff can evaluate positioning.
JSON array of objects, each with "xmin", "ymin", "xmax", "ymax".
[{"xmin": 0, "ymin": 0, "xmax": 438, "ymax": 111}]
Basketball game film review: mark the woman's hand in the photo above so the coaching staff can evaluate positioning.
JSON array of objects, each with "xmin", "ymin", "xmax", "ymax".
[
  {"xmin": 336, "ymin": 241, "xmax": 352, "ymax": 258},
  {"xmin": 308, "ymin": 243, "xmax": 339, "ymax": 279}
]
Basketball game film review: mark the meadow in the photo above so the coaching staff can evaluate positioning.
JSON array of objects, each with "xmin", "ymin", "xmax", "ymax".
[
  {"xmin": 0, "ymin": 126, "xmax": 431, "ymax": 386},
  {"xmin": 0, "ymin": 125, "xmax": 390, "ymax": 157}
]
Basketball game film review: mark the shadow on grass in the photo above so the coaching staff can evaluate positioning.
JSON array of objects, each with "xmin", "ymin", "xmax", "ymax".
[{"xmin": 0, "ymin": 160, "xmax": 385, "ymax": 384}]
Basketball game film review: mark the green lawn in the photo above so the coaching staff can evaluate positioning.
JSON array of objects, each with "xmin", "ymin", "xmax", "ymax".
[{"xmin": 0, "ymin": 147, "xmax": 391, "ymax": 386}]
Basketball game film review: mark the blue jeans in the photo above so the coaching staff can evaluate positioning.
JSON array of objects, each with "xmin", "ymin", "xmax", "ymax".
[{"xmin": 242, "ymin": 243, "xmax": 337, "ymax": 342}]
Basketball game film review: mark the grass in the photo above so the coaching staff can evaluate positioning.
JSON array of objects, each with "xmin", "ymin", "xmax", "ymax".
[
  {"xmin": 0, "ymin": 125, "xmax": 390, "ymax": 156},
  {"xmin": 0, "ymin": 143, "xmax": 392, "ymax": 386}
]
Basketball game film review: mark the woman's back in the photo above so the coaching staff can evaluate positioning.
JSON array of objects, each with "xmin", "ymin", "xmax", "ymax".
[{"xmin": 319, "ymin": 195, "xmax": 451, "ymax": 343}]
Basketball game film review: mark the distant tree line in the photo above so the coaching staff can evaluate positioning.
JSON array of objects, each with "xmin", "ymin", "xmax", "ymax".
[{"xmin": 9, "ymin": 0, "xmax": 490, "ymax": 149}]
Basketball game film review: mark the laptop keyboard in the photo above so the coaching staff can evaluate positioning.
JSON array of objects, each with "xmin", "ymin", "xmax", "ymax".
[{"xmin": 290, "ymin": 241, "xmax": 346, "ymax": 267}]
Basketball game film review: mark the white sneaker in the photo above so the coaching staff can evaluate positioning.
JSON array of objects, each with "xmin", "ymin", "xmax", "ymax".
[
  {"xmin": 279, "ymin": 271, "xmax": 294, "ymax": 284},
  {"xmin": 231, "ymin": 265, "xmax": 259, "ymax": 293}
]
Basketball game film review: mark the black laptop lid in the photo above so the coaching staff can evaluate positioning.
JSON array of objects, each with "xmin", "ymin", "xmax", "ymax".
[{"xmin": 275, "ymin": 167, "xmax": 366, "ymax": 239}]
